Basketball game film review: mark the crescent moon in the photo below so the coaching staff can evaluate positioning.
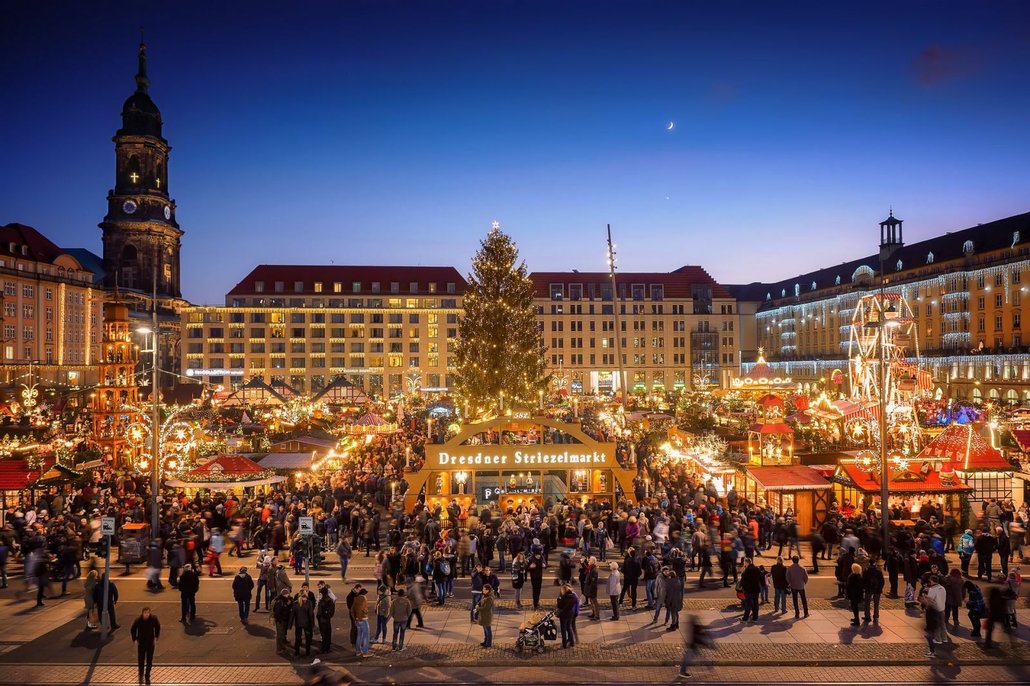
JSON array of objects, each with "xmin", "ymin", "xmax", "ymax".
[{"xmin": 666, "ymin": 121, "xmax": 675, "ymax": 131}]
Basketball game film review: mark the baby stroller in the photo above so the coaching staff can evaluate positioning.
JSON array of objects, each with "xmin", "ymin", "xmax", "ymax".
[{"xmin": 515, "ymin": 611, "xmax": 558, "ymax": 654}]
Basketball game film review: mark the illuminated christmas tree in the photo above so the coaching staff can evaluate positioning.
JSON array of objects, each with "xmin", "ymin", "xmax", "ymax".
[{"xmin": 454, "ymin": 222, "xmax": 548, "ymax": 416}]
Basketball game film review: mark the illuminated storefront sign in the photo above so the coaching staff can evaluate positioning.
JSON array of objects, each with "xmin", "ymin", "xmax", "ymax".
[
  {"xmin": 185, "ymin": 368, "xmax": 244, "ymax": 377},
  {"xmin": 433, "ymin": 448, "xmax": 612, "ymax": 469}
]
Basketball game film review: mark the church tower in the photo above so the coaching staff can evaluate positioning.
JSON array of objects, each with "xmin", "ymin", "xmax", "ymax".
[{"xmin": 100, "ymin": 38, "xmax": 183, "ymax": 300}]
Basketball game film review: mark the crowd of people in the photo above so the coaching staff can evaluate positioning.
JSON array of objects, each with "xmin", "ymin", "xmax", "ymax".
[{"xmin": 0, "ymin": 405, "xmax": 1026, "ymax": 677}]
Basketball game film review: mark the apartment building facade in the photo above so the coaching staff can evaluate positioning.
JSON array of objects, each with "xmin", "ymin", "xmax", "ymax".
[
  {"xmin": 529, "ymin": 267, "xmax": 740, "ymax": 394},
  {"xmin": 735, "ymin": 211, "xmax": 1030, "ymax": 404},
  {"xmin": 0, "ymin": 223, "xmax": 103, "ymax": 388},
  {"xmin": 181, "ymin": 265, "xmax": 466, "ymax": 397}
]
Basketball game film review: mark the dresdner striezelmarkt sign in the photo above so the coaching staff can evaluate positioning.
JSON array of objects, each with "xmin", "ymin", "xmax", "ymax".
[
  {"xmin": 436, "ymin": 448, "xmax": 611, "ymax": 468},
  {"xmin": 424, "ymin": 416, "xmax": 616, "ymax": 471}
]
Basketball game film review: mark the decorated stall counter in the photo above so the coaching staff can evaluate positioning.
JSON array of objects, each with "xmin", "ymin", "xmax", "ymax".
[{"xmin": 409, "ymin": 415, "xmax": 635, "ymax": 511}]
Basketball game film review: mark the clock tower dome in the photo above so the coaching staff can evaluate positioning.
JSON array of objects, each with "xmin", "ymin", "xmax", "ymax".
[{"xmin": 100, "ymin": 38, "xmax": 183, "ymax": 300}]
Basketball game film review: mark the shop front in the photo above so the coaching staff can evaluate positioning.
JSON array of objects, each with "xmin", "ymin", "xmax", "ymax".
[{"xmin": 407, "ymin": 415, "xmax": 636, "ymax": 511}]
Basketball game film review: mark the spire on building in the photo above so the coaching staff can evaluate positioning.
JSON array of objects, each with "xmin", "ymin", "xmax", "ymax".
[{"xmin": 135, "ymin": 29, "xmax": 150, "ymax": 93}]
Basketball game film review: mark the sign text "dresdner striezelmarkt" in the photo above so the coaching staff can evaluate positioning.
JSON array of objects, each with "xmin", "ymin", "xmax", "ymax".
[{"xmin": 436, "ymin": 450, "xmax": 608, "ymax": 467}]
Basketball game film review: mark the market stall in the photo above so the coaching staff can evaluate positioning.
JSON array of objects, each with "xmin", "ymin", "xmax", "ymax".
[
  {"xmin": 832, "ymin": 461, "xmax": 973, "ymax": 521},
  {"xmin": 916, "ymin": 423, "xmax": 1014, "ymax": 504},
  {"xmin": 165, "ymin": 454, "xmax": 286, "ymax": 495}
]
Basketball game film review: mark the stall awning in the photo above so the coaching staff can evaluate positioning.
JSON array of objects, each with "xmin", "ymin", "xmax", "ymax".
[
  {"xmin": 748, "ymin": 422, "xmax": 794, "ymax": 435},
  {"xmin": 747, "ymin": 465, "xmax": 831, "ymax": 491},
  {"xmin": 0, "ymin": 459, "xmax": 39, "ymax": 491},
  {"xmin": 835, "ymin": 463, "xmax": 973, "ymax": 494},
  {"xmin": 917, "ymin": 423, "xmax": 1011, "ymax": 471}
]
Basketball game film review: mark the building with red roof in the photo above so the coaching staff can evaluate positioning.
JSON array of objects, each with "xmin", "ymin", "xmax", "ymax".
[{"xmin": 915, "ymin": 423, "xmax": 1014, "ymax": 503}]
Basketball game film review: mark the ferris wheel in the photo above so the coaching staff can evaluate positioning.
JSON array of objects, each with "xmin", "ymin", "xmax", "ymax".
[{"xmin": 847, "ymin": 292, "xmax": 925, "ymax": 449}]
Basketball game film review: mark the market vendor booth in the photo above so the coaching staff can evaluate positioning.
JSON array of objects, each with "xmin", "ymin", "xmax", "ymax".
[
  {"xmin": 735, "ymin": 394, "xmax": 832, "ymax": 533},
  {"xmin": 410, "ymin": 414, "xmax": 635, "ymax": 511},
  {"xmin": 165, "ymin": 454, "xmax": 286, "ymax": 495},
  {"xmin": 832, "ymin": 459, "xmax": 973, "ymax": 523}
]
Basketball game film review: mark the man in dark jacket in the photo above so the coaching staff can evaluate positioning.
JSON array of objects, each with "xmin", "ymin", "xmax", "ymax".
[
  {"xmin": 620, "ymin": 550, "xmax": 641, "ymax": 608},
  {"xmin": 178, "ymin": 564, "xmax": 200, "ymax": 624},
  {"xmin": 92, "ymin": 573, "xmax": 119, "ymax": 630},
  {"xmin": 556, "ymin": 585, "xmax": 577, "ymax": 648},
  {"xmin": 975, "ymin": 529, "xmax": 997, "ymax": 581},
  {"xmin": 739, "ymin": 558, "xmax": 763, "ymax": 622},
  {"xmin": 232, "ymin": 566, "xmax": 255, "ymax": 623},
  {"xmin": 862, "ymin": 559, "xmax": 885, "ymax": 623},
  {"xmin": 770, "ymin": 556, "xmax": 789, "ymax": 614},
  {"xmin": 271, "ymin": 588, "xmax": 293, "ymax": 654},
  {"xmin": 131, "ymin": 606, "xmax": 161, "ymax": 684}
]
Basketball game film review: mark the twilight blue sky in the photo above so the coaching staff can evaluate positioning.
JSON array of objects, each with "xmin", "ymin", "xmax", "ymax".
[{"xmin": 2, "ymin": 1, "xmax": 1029, "ymax": 305}]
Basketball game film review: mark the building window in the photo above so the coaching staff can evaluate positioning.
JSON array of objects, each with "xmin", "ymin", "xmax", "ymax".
[{"xmin": 550, "ymin": 284, "xmax": 563, "ymax": 301}]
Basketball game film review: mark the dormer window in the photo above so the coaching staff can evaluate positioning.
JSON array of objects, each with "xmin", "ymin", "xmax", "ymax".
[
  {"xmin": 963, "ymin": 240, "xmax": 974, "ymax": 255},
  {"xmin": 896, "ymin": 259, "xmax": 903, "ymax": 271},
  {"xmin": 810, "ymin": 281, "xmax": 817, "ymax": 291},
  {"xmin": 927, "ymin": 252, "xmax": 934, "ymax": 264}
]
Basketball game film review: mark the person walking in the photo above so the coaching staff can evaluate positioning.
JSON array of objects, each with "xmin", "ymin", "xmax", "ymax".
[
  {"xmin": 922, "ymin": 575, "xmax": 945, "ymax": 657},
  {"xmin": 252, "ymin": 550, "xmax": 271, "ymax": 611},
  {"xmin": 739, "ymin": 558, "xmax": 762, "ymax": 623},
  {"xmin": 405, "ymin": 577, "xmax": 426, "ymax": 629},
  {"xmin": 373, "ymin": 588, "xmax": 391, "ymax": 643},
  {"xmin": 785, "ymin": 555, "xmax": 809, "ymax": 618},
  {"xmin": 862, "ymin": 559, "xmax": 885, "ymax": 624},
  {"xmin": 83, "ymin": 567, "xmax": 99, "ymax": 630},
  {"xmin": 964, "ymin": 580, "xmax": 985, "ymax": 639},
  {"xmin": 942, "ymin": 567, "xmax": 964, "ymax": 626},
  {"xmin": 606, "ymin": 561, "xmax": 623, "ymax": 620},
  {"xmin": 528, "ymin": 551, "xmax": 545, "ymax": 610},
  {"xmin": 390, "ymin": 587, "xmax": 411, "ymax": 651},
  {"xmin": 1003, "ymin": 569, "xmax": 1021, "ymax": 628},
  {"xmin": 130, "ymin": 606, "xmax": 161, "ymax": 685},
  {"xmin": 581, "ymin": 557, "xmax": 600, "ymax": 620},
  {"xmin": 557, "ymin": 584, "xmax": 576, "ymax": 648},
  {"xmin": 316, "ymin": 583, "xmax": 336, "ymax": 653},
  {"xmin": 845, "ymin": 563, "xmax": 864, "ymax": 626},
  {"xmin": 336, "ymin": 537, "xmax": 352, "ymax": 583},
  {"xmin": 958, "ymin": 529, "xmax": 975, "ymax": 576},
  {"xmin": 677, "ymin": 614, "xmax": 713, "ymax": 680},
  {"xmin": 510, "ymin": 552, "xmax": 527, "ymax": 608},
  {"xmin": 271, "ymin": 588, "xmax": 294, "ymax": 654},
  {"xmin": 924, "ymin": 574, "xmax": 948, "ymax": 650},
  {"xmin": 178, "ymin": 564, "xmax": 200, "ymax": 625},
  {"xmin": 93, "ymin": 573, "xmax": 120, "ymax": 631},
  {"xmin": 351, "ymin": 586, "xmax": 370, "ymax": 657},
  {"xmin": 477, "ymin": 585, "xmax": 494, "ymax": 647},
  {"xmin": 232, "ymin": 566, "xmax": 255, "ymax": 624},
  {"xmin": 291, "ymin": 589, "xmax": 315, "ymax": 657},
  {"xmin": 664, "ymin": 573, "xmax": 684, "ymax": 631},
  {"xmin": 770, "ymin": 556, "xmax": 788, "ymax": 614},
  {"xmin": 621, "ymin": 549, "xmax": 641, "ymax": 607}
]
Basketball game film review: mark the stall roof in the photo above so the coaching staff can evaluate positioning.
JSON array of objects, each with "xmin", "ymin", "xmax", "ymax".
[
  {"xmin": 189, "ymin": 454, "xmax": 264, "ymax": 477},
  {"xmin": 258, "ymin": 452, "xmax": 314, "ymax": 470},
  {"xmin": 1012, "ymin": 429, "xmax": 1030, "ymax": 453},
  {"xmin": 747, "ymin": 465, "xmax": 831, "ymax": 491},
  {"xmin": 916, "ymin": 423, "xmax": 1011, "ymax": 471},
  {"xmin": 836, "ymin": 463, "xmax": 973, "ymax": 493},
  {"xmin": 748, "ymin": 422, "xmax": 795, "ymax": 435},
  {"xmin": 0, "ymin": 458, "xmax": 41, "ymax": 490}
]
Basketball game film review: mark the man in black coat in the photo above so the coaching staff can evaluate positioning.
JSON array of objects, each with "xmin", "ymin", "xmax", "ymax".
[
  {"xmin": 739, "ymin": 558, "xmax": 763, "ymax": 623},
  {"xmin": 131, "ymin": 607, "xmax": 161, "ymax": 684},
  {"xmin": 975, "ymin": 529, "xmax": 997, "ymax": 581},
  {"xmin": 231, "ymin": 566, "xmax": 255, "ymax": 623},
  {"xmin": 178, "ymin": 564, "xmax": 200, "ymax": 624},
  {"xmin": 92, "ymin": 573, "xmax": 119, "ymax": 630}
]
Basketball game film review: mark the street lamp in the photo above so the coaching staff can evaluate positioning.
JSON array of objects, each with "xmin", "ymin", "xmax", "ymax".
[{"xmin": 136, "ymin": 326, "xmax": 161, "ymax": 535}]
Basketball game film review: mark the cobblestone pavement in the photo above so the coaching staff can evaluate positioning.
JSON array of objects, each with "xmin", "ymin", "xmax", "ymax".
[{"xmin": 0, "ymin": 663, "xmax": 1028, "ymax": 685}]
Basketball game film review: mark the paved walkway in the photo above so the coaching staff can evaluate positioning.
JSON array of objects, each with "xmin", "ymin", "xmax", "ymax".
[{"xmin": 0, "ymin": 663, "xmax": 1028, "ymax": 685}]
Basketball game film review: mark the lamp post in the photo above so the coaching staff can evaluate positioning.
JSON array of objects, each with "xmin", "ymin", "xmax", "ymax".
[
  {"xmin": 136, "ymin": 325, "xmax": 161, "ymax": 536},
  {"xmin": 877, "ymin": 210, "xmax": 904, "ymax": 551}
]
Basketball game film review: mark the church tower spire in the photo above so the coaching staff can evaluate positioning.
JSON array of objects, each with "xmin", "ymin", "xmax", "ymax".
[
  {"xmin": 135, "ymin": 31, "xmax": 150, "ymax": 94},
  {"xmin": 100, "ymin": 36, "xmax": 183, "ymax": 300}
]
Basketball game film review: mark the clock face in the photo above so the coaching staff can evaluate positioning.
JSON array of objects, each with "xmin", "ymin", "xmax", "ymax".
[
  {"xmin": 164, "ymin": 206, "xmax": 171, "ymax": 220},
  {"xmin": 122, "ymin": 200, "xmax": 137, "ymax": 215}
]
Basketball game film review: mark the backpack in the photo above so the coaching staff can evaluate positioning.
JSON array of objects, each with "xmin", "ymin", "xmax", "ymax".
[
  {"xmin": 441, "ymin": 560, "xmax": 451, "ymax": 576},
  {"xmin": 273, "ymin": 598, "xmax": 292, "ymax": 623},
  {"xmin": 645, "ymin": 556, "xmax": 660, "ymax": 577},
  {"xmin": 319, "ymin": 597, "xmax": 336, "ymax": 620}
]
